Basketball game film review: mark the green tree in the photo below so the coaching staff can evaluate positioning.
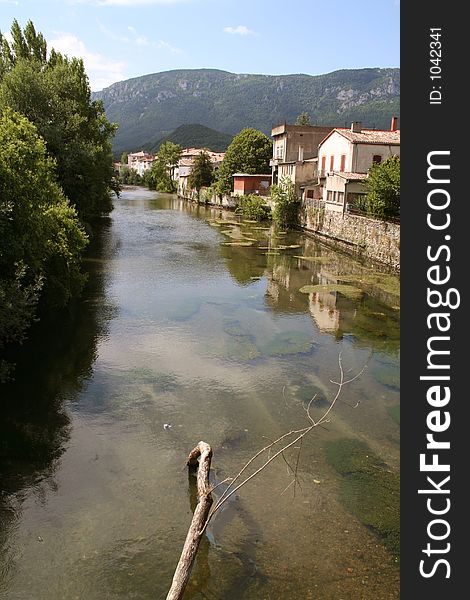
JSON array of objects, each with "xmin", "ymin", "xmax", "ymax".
[
  {"xmin": 0, "ymin": 19, "xmax": 119, "ymax": 225},
  {"xmin": 187, "ymin": 150, "xmax": 214, "ymax": 195},
  {"xmin": 295, "ymin": 112, "xmax": 311, "ymax": 125},
  {"xmin": 235, "ymin": 194, "xmax": 272, "ymax": 221},
  {"xmin": 216, "ymin": 128, "xmax": 272, "ymax": 195},
  {"xmin": 0, "ymin": 109, "xmax": 88, "ymax": 379},
  {"xmin": 360, "ymin": 155, "xmax": 400, "ymax": 219},
  {"xmin": 271, "ymin": 177, "xmax": 300, "ymax": 228},
  {"xmin": 120, "ymin": 152, "xmax": 129, "ymax": 165},
  {"xmin": 146, "ymin": 141, "xmax": 181, "ymax": 192}
]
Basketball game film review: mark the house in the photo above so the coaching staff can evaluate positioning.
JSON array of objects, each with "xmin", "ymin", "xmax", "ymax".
[
  {"xmin": 127, "ymin": 151, "xmax": 155, "ymax": 177},
  {"xmin": 317, "ymin": 117, "xmax": 400, "ymax": 212},
  {"xmin": 232, "ymin": 173, "xmax": 271, "ymax": 196},
  {"xmin": 175, "ymin": 148, "xmax": 225, "ymax": 197},
  {"xmin": 271, "ymin": 124, "xmax": 334, "ymax": 195}
]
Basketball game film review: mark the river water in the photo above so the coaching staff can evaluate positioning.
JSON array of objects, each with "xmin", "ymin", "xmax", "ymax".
[{"xmin": 0, "ymin": 187, "xmax": 400, "ymax": 599}]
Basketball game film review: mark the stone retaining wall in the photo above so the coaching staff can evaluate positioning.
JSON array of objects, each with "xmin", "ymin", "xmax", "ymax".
[{"xmin": 301, "ymin": 202, "xmax": 400, "ymax": 270}]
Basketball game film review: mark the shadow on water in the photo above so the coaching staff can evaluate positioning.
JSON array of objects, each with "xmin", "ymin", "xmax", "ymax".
[{"xmin": 0, "ymin": 217, "xmax": 117, "ymax": 568}]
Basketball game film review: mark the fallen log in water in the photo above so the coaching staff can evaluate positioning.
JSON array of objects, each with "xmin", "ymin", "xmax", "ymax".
[{"xmin": 166, "ymin": 441, "xmax": 213, "ymax": 600}]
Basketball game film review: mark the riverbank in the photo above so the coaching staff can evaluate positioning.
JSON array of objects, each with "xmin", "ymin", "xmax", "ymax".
[{"xmin": 178, "ymin": 191, "xmax": 400, "ymax": 272}]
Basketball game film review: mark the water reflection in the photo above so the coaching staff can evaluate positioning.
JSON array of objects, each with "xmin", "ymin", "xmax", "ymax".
[
  {"xmin": 0, "ymin": 217, "xmax": 117, "ymax": 588},
  {"xmin": 0, "ymin": 188, "xmax": 399, "ymax": 599}
]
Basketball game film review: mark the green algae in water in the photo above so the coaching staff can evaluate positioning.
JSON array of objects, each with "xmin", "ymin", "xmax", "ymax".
[
  {"xmin": 294, "ymin": 255, "xmax": 331, "ymax": 263},
  {"xmin": 224, "ymin": 336, "xmax": 261, "ymax": 361},
  {"xmin": 299, "ymin": 284, "xmax": 364, "ymax": 301},
  {"xmin": 168, "ymin": 299, "xmax": 202, "ymax": 321},
  {"xmin": 337, "ymin": 273, "xmax": 400, "ymax": 298},
  {"xmin": 221, "ymin": 241, "xmax": 254, "ymax": 247},
  {"xmin": 325, "ymin": 438, "xmax": 400, "ymax": 557},
  {"xmin": 259, "ymin": 330, "xmax": 314, "ymax": 357},
  {"xmin": 375, "ymin": 366, "xmax": 400, "ymax": 390},
  {"xmin": 386, "ymin": 404, "xmax": 400, "ymax": 425}
]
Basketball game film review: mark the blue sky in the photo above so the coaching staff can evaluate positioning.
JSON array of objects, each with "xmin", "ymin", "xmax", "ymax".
[{"xmin": 1, "ymin": 0, "xmax": 400, "ymax": 91}]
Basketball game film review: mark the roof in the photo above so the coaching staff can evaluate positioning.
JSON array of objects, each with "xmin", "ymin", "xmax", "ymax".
[
  {"xmin": 321, "ymin": 128, "xmax": 400, "ymax": 146},
  {"xmin": 232, "ymin": 173, "xmax": 272, "ymax": 178},
  {"xmin": 181, "ymin": 148, "xmax": 225, "ymax": 160}
]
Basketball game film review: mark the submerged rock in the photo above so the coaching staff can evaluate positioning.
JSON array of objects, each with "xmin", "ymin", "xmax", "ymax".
[{"xmin": 325, "ymin": 438, "xmax": 400, "ymax": 557}]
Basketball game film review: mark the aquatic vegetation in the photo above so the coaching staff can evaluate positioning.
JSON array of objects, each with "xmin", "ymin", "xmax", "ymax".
[
  {"xmin": 221, "ymin": 241, "xmax": 254, "ymax": 247},
  {"xmin": 386, "ymin": 404, "xmax": 400, "ymax": 425},
  {"xmin": 259, "ymin": 330, "xmax": 314, "ymax": 356},
  {"xmin": 294, "ymin": 255, "xmax": 331, "ymax": 263},
  {"xmin": 299, "ymin": 284, "xmax": 364, "ymax": 301},
  {"xmin": 375, "ymin": 366, "xmax": 400, "ymax": 390},
  {"xmin": 168, "ymin": 299, "xmax": 202, "ymax": 321},
  {"xmin": 325, "ymin": 438, "xmax": 400, "ymax": 557},
  {"xmin": 336, "ymin": 273, "xmax": 400, "ymax": 299}
]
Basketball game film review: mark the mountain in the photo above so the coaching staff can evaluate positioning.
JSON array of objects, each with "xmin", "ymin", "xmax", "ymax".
[
  {"xmin": 147, "ymin": 123, "xmax": 234, "ymax": 153},
  {"xmin": 93, "ymin": 68, "xmax": 400, "ymax": 155}
]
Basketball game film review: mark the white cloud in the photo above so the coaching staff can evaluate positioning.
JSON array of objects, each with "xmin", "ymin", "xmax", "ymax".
[
  {"xmin": 49, "ymin": 33, "xmax": 127, "ymax": 91},
  {"xmin": 97, "ymin": 21, "xmax": 181, "ymax": 52},
  {"xmin": 223, "ymin": 25, "xmax": 255, "ymax": 36}
]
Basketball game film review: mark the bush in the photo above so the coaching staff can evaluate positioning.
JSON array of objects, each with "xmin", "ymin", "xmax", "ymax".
[
  {"xmin": 362, "ymin": 155, "xmax": 400, "ymax": 219},
  {"xmin": 235, "ymin": 194, "xmax": 272, "ymax": 221},
  {"xmin": 271, "ymin": 177, "xmax": 300, "ymax": 228}
]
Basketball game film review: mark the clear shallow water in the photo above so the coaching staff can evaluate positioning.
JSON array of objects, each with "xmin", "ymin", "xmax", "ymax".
[{"xmin": 0, "ymin": 187, "xmax": 400, "ymax": 599}]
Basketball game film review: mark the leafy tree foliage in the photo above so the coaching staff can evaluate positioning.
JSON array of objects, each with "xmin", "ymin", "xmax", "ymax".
[
  {"xmin": 187, "ymin": 150, "xmax": 214, "ymax": 193},
  {"xmin": 359, "ymin": 155, "xmax": 400, "ymax": 219},
  {"xmin": 271, "ymin": 177, "xmax": 300, "ymax": 228},
  {"xmin": 0, "ymin": 110, "xmax": 88, "ymax": 380},
  {"xmin": 235, "ymin": 194, "xmax": 272, "ymax": 221},
  {"xmin": 118, "ymin": 166, "xmax": 144, "ymax": 186},
  {"xmin": 216, "ymin": 128, "xmax": 272, "ymax": 195},
  {"xmin": 295, "ymin": 112, "xmax": 311, "ymax": 125},
  {"xmin": 146, "ymin": 141, "xmax": 181, "ymax": 192},
  {"xmin": 0, "ymin": 19, "xmax": 118, "ymax": 224}
]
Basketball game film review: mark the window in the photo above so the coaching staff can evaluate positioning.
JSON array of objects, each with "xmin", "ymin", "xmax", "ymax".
[
  {"xmin": 340, "ymin": 154, "xmax": 346, "ymax": 171},
  {"xmin": 330, "ymin": 155, "xmax": 334, "ymax": 172},
  {"xmin": 373, "ymin": 154, "xmax": 382, "ymax": 165},
  {"xmin": 326, "ymin": 190, "xmax": 333, "ymax": 202},
  {"xmin": 321, "ymin": 156, "xmax": 326, "ymax": 175},
  {"xmin": 298, "ymin": 145, "xmax": 304, "ymax": 162},
  {"xmin": 276, "ymin": 143, "xmax": 284, "ymax": 159},
  {"xmin": 337, "ymin": 191, "xmax": 344, "ymax": 205},
  {"xmin": 306, "ymin": 189, "xmax": 314, "ymax": 199}
]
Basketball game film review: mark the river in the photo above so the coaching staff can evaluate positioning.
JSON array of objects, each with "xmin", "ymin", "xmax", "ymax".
[{"xmin": 0, "ymin": 187, "xmax": 400, "ymax": 599}]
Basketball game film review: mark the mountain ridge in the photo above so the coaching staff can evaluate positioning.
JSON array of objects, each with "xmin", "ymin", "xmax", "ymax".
[{"xmin": 92, "ymin": 67, "xmax": 400, "ymax": 155}]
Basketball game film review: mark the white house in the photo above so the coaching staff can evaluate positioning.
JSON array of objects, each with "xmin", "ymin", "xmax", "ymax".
[{"xmin": 317, "ymin": 117, "xmax": 400, "ymax": 212}]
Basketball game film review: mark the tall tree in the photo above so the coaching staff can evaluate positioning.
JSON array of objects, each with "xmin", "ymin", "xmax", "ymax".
[
  {"xmin": 361, "ymin": 155, "xmax": 400, "ymax": 219},
  {"xmin": 188, "ymin": 150, "xmax": 214, "ymax": 194},
  {"xmin": 0, "ymin": 109, "xmax": 88, "ymax": 380},
  {"xmin": 216, "ymin": 128, "xmax": 272, "ymax": 195},
  {"xmin": 146, "ymin": 141, "xmax": 182, "ymax": 192},
  {"xmin": 295, "ymin": 112, "xmax": 311, "ymax": 125},
  {"xmin": 0, "ymin": 20, "xmax": 119, "ymax": 224}
]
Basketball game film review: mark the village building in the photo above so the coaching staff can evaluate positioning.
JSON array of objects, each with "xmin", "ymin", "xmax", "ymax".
[
  {"xmin": 232, "ymin": 173, "xmax": 271, "ymax": 196},
  {"xmin": 127, "ymin": 150, "xmax": 155, "ymax": 177},
  {"xmin": 317, "ymin": 117, "xmax": 400, "ymax": 212},
  {"xmin": 270, "ymin": 124, "xmax": 334, "ymax": 195},
  {"xmin": 175, "ymin": 148, "xmax": 225, "ymax": 197}
]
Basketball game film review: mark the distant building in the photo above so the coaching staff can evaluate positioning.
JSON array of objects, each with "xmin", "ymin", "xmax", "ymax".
[
  {"xmin": 270, "ymin": 124, "xmax": 334, "ymax": 195},
  {"xmin": 232, "ymin": 173, "xmax": 271, "ymax": 196},
  {"xmin": 175, "ymin": 148, "xmax": 225, "ymax": 197},
  {"xmin": 127, "ymin": 151, "xmax": 155, "ymax": 177},
  {"xmin": 317, "ymin": 117, "xmax": 400, "ymax": 212}
]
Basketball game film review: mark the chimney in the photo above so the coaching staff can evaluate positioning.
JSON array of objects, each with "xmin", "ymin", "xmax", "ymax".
[
  {"xmin": 351, "ymin": 121, "xmax": 362, "ymax": 133},
  {"xmin": 390, "ymin": 116, "xmax": 399, "ymax": 131}
]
